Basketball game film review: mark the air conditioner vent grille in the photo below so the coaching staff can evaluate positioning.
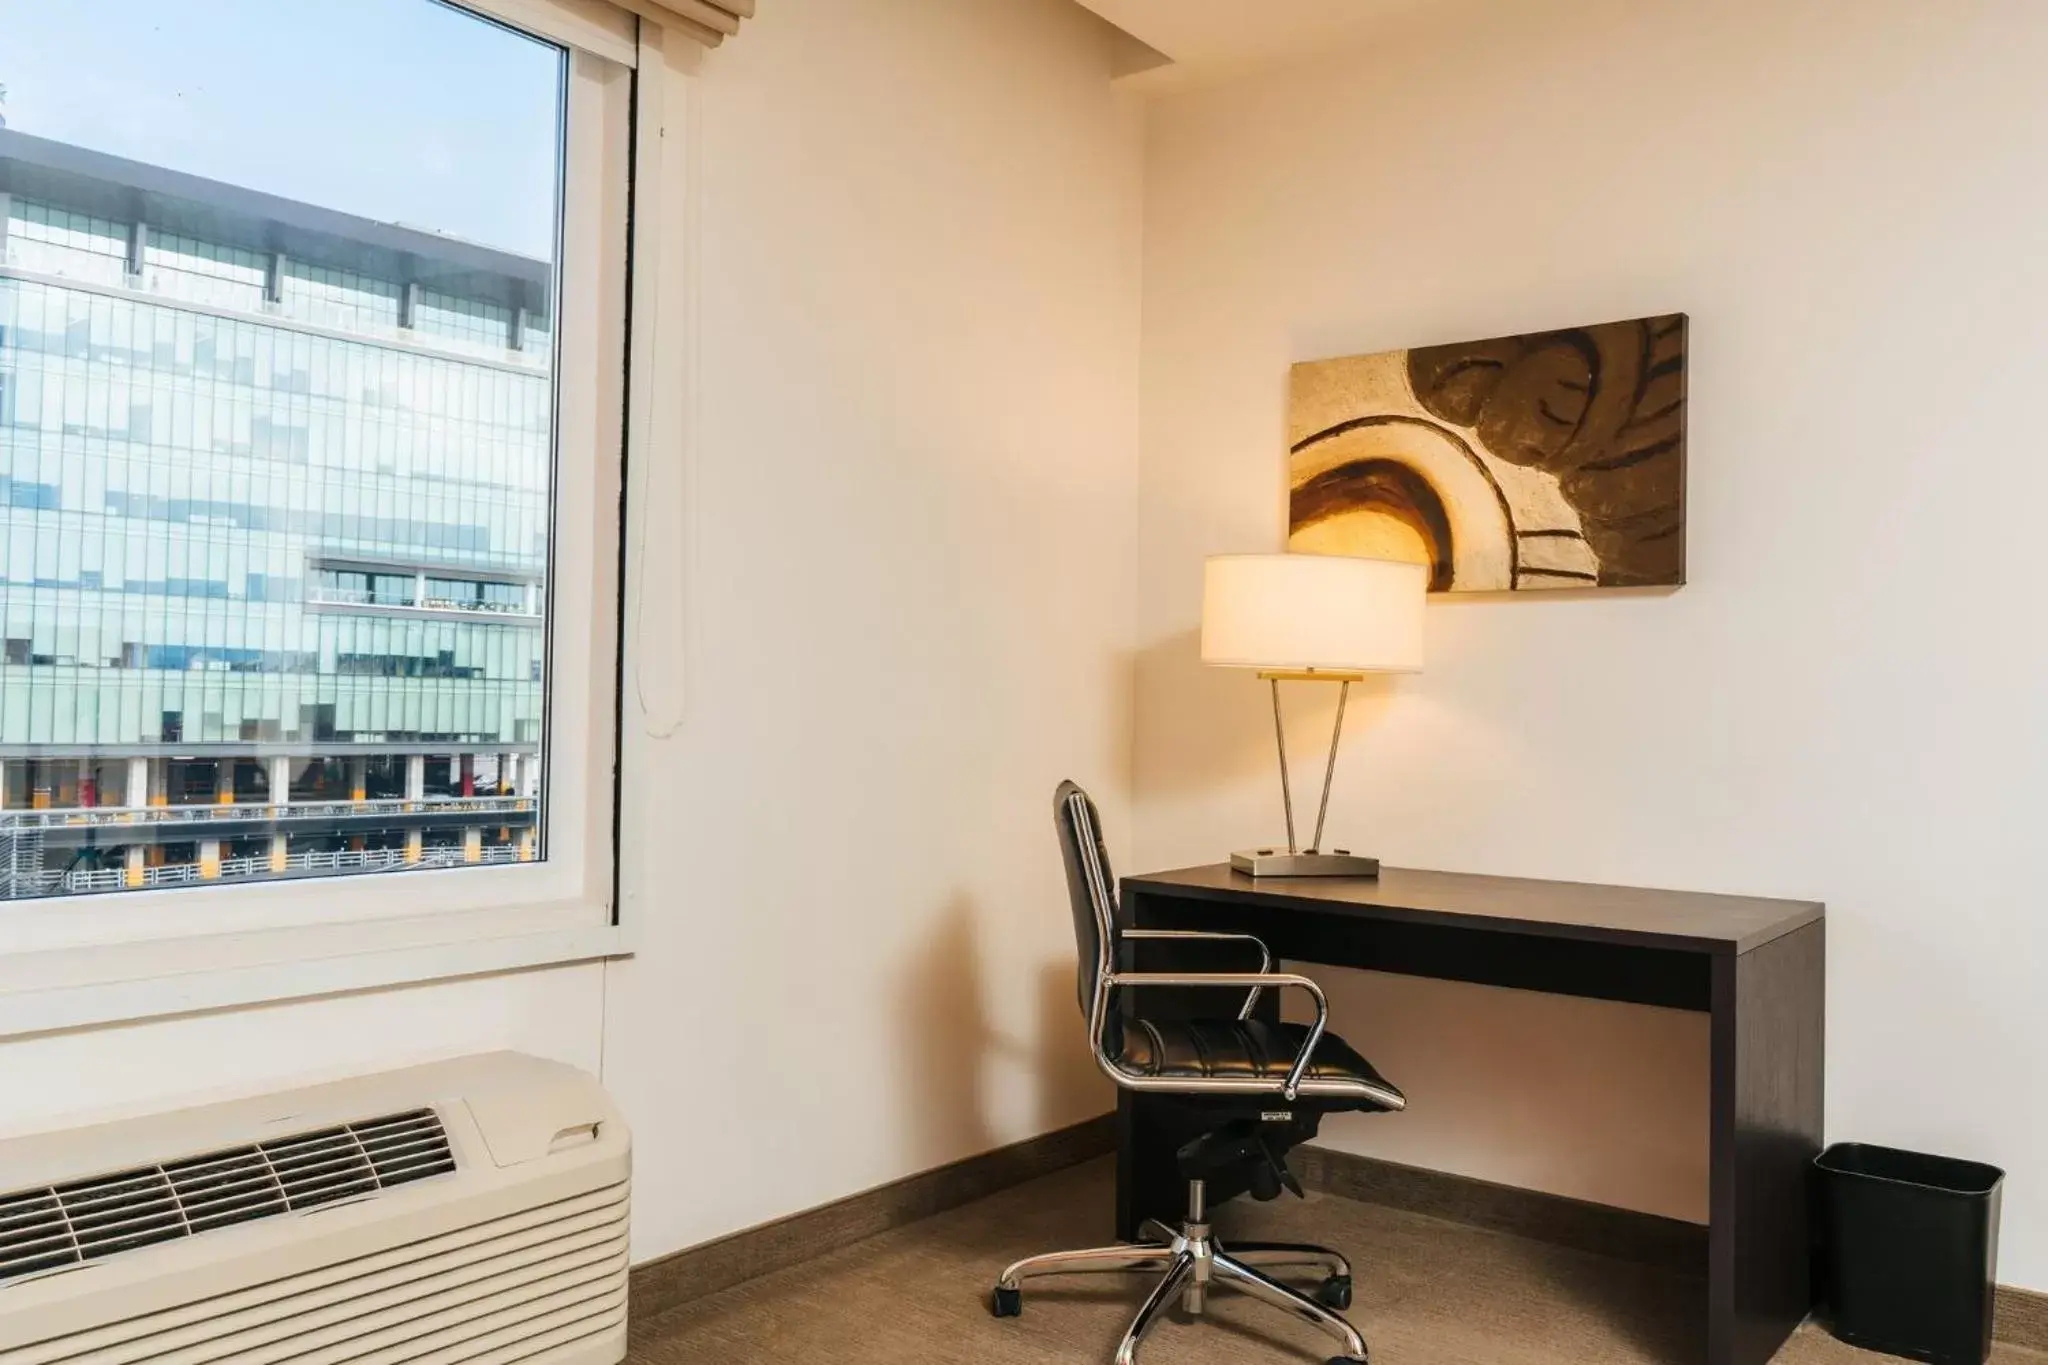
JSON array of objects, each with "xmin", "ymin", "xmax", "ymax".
[{"xmin": 0, "ymin": 1108, "xmax": 455, "ymax": 1286}]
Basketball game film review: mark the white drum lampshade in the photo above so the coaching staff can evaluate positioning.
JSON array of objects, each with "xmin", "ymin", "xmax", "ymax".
[
  {"xmin": 1201, "ymin": 554, "xmax": 1426, "ymax": 676},
  {"xmin": 1198, "ymin": 552, "xmax": 1425, "ymax": 878}
]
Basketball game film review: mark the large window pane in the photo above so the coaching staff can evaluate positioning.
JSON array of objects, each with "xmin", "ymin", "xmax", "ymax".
[{"xmin": 0, "ymin": 0, "xmax": 563, "ymax": 897}]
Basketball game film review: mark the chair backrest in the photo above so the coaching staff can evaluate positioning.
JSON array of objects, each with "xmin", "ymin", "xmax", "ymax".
[{"xmin": 1053, "ymin": 780, "xmax": 1118, "ymax": 1042}]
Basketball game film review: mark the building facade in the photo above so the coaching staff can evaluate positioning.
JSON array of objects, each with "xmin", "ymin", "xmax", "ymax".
[{"xmin": 0, "ymin": 130, "xmax": 552, "ymax": 896}]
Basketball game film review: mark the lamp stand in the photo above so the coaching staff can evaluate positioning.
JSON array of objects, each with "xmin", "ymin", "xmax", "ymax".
[{"xmin": 1231, "ymin": 672, "xmax": 1381, "ymax": 878}]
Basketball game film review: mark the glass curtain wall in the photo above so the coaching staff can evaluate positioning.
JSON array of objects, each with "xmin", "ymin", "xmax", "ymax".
[{"xmin": 0, "ymin": 0, "xmax": 566, "ymax": 898}]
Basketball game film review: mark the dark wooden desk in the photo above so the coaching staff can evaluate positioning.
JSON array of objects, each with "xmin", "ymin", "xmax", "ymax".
[{"xmin": 1117, "ymin": 864, "xmax": 1824, "ymax": 1365}]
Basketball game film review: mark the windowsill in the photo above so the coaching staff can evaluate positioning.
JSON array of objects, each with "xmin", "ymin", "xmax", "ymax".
[{"xmin": 0, "ymin": 906, "xmax": 633, "ymax": 1039}]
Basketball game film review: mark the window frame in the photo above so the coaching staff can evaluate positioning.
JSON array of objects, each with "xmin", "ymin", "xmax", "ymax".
[{"xmin": 0, "ymin": 0, "xmax": 656, "ymax": 1035}]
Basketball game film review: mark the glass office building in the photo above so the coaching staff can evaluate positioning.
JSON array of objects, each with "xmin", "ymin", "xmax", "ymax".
[{"xmin": 0, "ymin": 129, "xmax": 554, "ymax": 897}]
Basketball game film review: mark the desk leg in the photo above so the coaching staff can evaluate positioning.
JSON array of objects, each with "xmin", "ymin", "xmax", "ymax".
[
  {"xmin": 1708, "ymin": 921, "xmax": 1824, "ymax": 1365},
  {"xmin": 1116, "ymin": 1092, "xmax": 1191, "ymax": 1242}
]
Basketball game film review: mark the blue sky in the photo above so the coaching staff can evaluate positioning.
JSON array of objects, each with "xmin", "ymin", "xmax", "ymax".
[{"xmin": 0, "ymin": 0, "xmax": 563, "ymax": 259}]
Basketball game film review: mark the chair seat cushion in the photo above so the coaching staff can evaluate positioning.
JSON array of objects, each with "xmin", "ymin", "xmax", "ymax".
[{"xmin": 1114, "ymin": 1017, "xmax": 1403, "ymax": 1108}]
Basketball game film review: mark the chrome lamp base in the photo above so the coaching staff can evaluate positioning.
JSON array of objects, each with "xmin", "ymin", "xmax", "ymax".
[
  {"xmin": 1238, "ymin": 672, "xmax": 1383, "ymax": 880},
  {"xmin": 1231, "ymin": 848, "xmax": 1381, "ymax": 878}
]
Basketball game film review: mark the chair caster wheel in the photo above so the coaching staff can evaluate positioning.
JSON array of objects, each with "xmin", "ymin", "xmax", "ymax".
[
  {"xmin": 991, "ymin": 1285, "xmax": 1022, "ymax": 1318},
  {"xmin": 1327, "ymin": 1356, "xmax": 1368, "ymax": 1365},
  {"xmin": 1315, "ymin": 1273, "xmax": 1353, "ymax": 1309}
]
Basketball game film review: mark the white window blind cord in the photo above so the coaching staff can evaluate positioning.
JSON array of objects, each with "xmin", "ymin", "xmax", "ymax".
[{"xmin": 627, "ymin": 39, "xmax": 697, "ymax": 741}]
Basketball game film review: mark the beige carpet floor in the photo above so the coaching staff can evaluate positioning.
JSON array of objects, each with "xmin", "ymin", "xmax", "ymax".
[{"xmin": 629, "ymin": 1158, "xmax": 2040, "ymax": 1365}]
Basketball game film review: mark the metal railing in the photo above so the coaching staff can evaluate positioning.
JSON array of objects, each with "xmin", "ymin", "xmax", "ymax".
[
  {"xmin": 419, "ymin": 596, "xmax": 534, "ymax": 617},
  {"xmin": 0, "ymin": 795, "xmax": 536, "ymax": 831},
  {"xmin": 304, "ymin": 586, "xmax": 413, "ymax": 608},
  {"xmin": 304, "ymin": 588, "xmax": 538, "ymax": 618},
  {"xmin": 42, "ymin": 842, "xmax": 531, "ymax": 894}
]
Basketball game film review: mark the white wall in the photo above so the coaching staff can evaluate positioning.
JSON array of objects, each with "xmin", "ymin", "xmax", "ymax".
[
  {"xmin": 1135, "ymin": 0, "xmax": 2048, "ymax": 1286},
  {"xmin": 605, "ymin": 0, "xmax": 1142, "ymax": 1261},
  {"xmin": 14, "ymin": 0, "xmax": 2040, "ymax": 1300},
  {"xmin": 0, "ymin": 966, "xmax": 606, "ymax": 1139},
  {"xmin": 0, "ymin": 0, "xmax": 1142, "ymax": 1275}
]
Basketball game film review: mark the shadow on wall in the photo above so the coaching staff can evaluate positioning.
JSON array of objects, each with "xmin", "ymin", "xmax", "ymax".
[
  {"xmin": 1133, "ymin": 625, "xmax": 1401, "ymax": 806},
  {"xmin": 1035, "ymin": 958, "xmax": 1111, "ymax": 1129},
  {"xmin": 892, "ymin": 895, "xmax": 1113, "ymax": 1172},
  {"xmin": 1294, "ymin": 969, "xmax": 1712, "ymax": 1222},
  {"xmin": 895, "ymin": 897, "xmax": 999, "ymax": 1166}
]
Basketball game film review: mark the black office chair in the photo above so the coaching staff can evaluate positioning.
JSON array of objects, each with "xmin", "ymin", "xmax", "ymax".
[{"xmin": 991, "ymin": 781, "xmax": 1406, "ymax": 1364}]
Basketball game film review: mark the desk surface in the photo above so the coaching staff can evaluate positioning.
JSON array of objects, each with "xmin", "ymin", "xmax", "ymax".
[
  {"xmin": 1123, "ymin": 863, "xmax": 1822, "ymax": 955},
  {"xmin": 1117, "ymin": 862, "xmax": 1828, "ymax": 1365}
]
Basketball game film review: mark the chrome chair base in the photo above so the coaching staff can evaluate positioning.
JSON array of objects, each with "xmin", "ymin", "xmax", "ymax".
[{"xmin": 992, "ymin": 1180, "xmax": 1368, "ymax": 1365}]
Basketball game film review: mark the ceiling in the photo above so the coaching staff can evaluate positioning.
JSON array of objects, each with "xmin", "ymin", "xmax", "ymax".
[{"xmin": 1075, "ymin": 0, "xmax": 1427, "ymax": 93}]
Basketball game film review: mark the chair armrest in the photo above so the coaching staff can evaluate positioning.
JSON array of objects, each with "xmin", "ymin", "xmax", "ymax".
[
  {"xmin": 1107, "ymin": 970, "xmax": 1329, "ymax": 1101},
  {"xmin": 1119, "ymin": 929, "xmax": 1272, "ymax": 1019}
]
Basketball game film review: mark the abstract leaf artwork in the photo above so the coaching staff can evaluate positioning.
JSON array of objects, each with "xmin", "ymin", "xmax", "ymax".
[{"xmin": 1287, "ymin": 314, "xmax": 1687, "ymax": 592}]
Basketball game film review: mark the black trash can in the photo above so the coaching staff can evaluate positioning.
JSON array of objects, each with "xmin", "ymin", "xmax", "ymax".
[{"xmin": 1816, "ymin": 1143, "xmax": 2005, "ymax": 1365}]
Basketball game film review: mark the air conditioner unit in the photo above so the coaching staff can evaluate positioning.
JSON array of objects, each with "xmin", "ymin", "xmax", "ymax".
[{"xmin": 0, "ymin": 1051, "xmax": 629, "ymax": 1365}]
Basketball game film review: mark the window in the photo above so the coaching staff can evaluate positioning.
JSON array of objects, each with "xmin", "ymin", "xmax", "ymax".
[{"xmin": 0, "ymin": 0, "xmax": 633, "ymax": 959}]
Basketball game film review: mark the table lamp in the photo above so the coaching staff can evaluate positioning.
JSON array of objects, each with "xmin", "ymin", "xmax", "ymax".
[{"xmin": 1201, "ymin": 552, "xmax": 1426, "ymax": 877}]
